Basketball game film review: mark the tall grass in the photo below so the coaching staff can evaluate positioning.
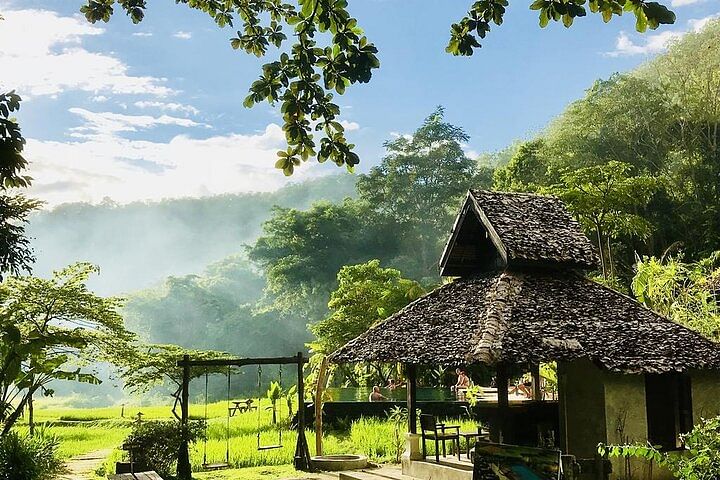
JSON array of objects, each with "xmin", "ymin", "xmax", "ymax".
[
  {"xmin": 29, "ymin": 400, "xmax": 484, "ymax": 474},
  {"xmin": 14, "ymin": 422, "xmax": 131, "ymax": 460}
]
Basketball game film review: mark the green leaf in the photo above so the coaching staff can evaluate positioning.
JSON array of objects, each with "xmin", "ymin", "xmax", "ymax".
[
  {"xmin": 539, "ymin": 9, "xmax": 550, "ymax": 27},
  {"xmin": 635, "ymin": 8, "xmax": 648, "ymax": 32}
]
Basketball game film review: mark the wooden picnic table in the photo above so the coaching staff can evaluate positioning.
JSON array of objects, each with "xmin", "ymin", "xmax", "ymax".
[{"xmin": 228, "ymin": 399, "xmax": 257, "ymax": 417}]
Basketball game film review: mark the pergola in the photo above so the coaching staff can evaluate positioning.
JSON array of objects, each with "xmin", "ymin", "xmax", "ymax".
[{"xmin": 328, "ymin": 190, "xmax": 720, "ymax": 448}]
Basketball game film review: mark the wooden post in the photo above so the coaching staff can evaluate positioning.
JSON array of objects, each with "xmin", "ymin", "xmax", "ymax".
[
  {"xmin": 177, "ymin": 355, "xmax": 192, "ymax": 480},
  {"xmin": 531, "ymin": 364, "xmax": 542, "ymax": 401},
  {"xmin": 314, "ymin": 356, "xmax": 328, "ymax": 456},
  {"xmin": 406, "ymin": 364, "xmax": 417, "ymax": 434},
  {"xmin": 492, "ymin": 363, "xmax": 509, "ymax": 443},
  {"xmin": 294, "ymin": 352, "xmax": 311, "ymax": 471},
  {"xmin": 557, "ymin": 362, "xmax": 569, "ymax": 454},
  {"xmin": 28, "ymin": 374, "xmax": 34, "ymax": 436}
]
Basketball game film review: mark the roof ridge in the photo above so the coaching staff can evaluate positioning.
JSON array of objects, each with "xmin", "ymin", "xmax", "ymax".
[
  {"xmin": 469, "ymin": 271, "xmax": 524, "ymax": 364},
  {"xmin": 470, "ymin": 189, "xmax": 559, "ymax": 199}
]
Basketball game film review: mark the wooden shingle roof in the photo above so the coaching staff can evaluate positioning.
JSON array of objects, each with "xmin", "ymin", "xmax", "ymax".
[
  {"xmin": 439, "ymin": 191, "xmax": 599, "ymax": 275},
  {"xmin": 329, "ymin": 271, "xmax": 720, "ymax": 373}
]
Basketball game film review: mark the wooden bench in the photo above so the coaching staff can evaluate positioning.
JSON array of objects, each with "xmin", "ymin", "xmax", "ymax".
[{"xmin": 108, "ymin": 472, "xmax": 163, "ymax": 480}]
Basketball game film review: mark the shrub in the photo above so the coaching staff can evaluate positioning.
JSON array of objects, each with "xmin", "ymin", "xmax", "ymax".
[
  {"xmin": 599, "ymin": 415, "xmax": 720, "ymax": 480},
  {"xmin": 122, "ymin": 420, "xmax": 205, "ymax": 479},
  {"xmin": 0, "ymin": 430, "xmax": 64, "ymax": 480}
]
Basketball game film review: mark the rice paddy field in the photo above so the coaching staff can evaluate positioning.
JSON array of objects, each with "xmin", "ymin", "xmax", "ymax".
[{"xmin": 22, "ymin": 398, "xmax": 480, "ymax": 479}]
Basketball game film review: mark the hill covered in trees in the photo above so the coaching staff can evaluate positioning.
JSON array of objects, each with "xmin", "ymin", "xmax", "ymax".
[
  {"xmin": 493, "ymin": 20, "xmax": 720, "ymax": 282},
  {"xmin": 28, "ymin": 175, "xmax": 356, "ymax": 295}
]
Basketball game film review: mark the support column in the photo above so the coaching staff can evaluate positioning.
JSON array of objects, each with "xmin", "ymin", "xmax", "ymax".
[
  {"xmin": 491, "ymin": 363, "xmax": 509, "ymax": 443},
  {"xmin": 314, "ymin": 356, "xmax": 328, "ymax": 456},
  {"xmin": 557, "ymin": 362, "xmax": 569, "ymax": 454},
  {"xmin": 294, "ymin": 352, "xmax": 311, "ymax": 471},
  {"xmin": 531, "ymin": 363, "xmax": 542, "ymax": 401},
  {"xmin": 177, "ymin": 355, "xmax": 192, "ymax": 480},
  {"xmin": 406, "ymin": 364, "xmax": 417, "ymax": 434}
]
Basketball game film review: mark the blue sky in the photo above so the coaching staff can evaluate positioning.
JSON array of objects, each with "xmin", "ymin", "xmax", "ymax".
[{"xmin": 1, "ymin": 0, "xmax": 718, "ymax": 206}]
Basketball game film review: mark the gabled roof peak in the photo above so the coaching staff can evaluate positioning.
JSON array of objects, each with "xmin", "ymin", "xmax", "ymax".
[{"xmin": 439, "ymin": 190, "xmax": 599, "ymax": 276}]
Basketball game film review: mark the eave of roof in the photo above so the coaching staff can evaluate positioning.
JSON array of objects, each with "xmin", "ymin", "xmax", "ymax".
[{"xmin": 329, "ymin": 271, "xmax": 720, "ymax": 374}]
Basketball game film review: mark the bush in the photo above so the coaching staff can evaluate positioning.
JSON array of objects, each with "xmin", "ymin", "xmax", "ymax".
[
  {"xmin": 599, "ymin": 415, "xmax": 720, "ymax": 479},
  {"xmin": 123, "ymin": 420, "xmax": 205, "ymax": 479},
  {"xmin": 0, "ymin": 430, "xmax": 64, "ymax": 480}
]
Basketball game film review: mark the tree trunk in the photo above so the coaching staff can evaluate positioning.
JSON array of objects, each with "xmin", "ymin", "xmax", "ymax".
[
  {"xmin": 28, "ymin": 391, "xmax": 34, "ymax": 436},
  {"xmin": 596, "ymin": 223, "xmax": 607, "ymax": 279},
  {"xmin": 2, "ymin": 383, "xmax": 41, "ymax": 436}
]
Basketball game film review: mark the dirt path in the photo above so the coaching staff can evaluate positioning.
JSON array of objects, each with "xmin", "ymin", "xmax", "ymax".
[{"xmin": 60, "ymin": 449, "xmax": 113, "ymax": 479}]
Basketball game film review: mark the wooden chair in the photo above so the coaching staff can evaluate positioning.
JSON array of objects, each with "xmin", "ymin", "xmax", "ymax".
[{"xmin": 419, "ymin": 414, "xmax": 460, "ymax": 462}]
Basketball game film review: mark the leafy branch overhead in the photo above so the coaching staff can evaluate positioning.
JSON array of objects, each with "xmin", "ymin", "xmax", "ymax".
[
  {"xmin": 448, "ymin": 0, "xmax": 675, "ymax": 56},
  {"xmin": 80, "ymin": 0, "xmax": 378, "ymax": 175},
  {"xmin": 79, "ymin": 0, "xmax": 674, "ymax": 174},
  {"xmin": 0, "ymin": 91, "xmax": 32, "ymax": 190},
  {"xmin": 0, "ymin": 91, "xmax": 42, "ymax": 279}
]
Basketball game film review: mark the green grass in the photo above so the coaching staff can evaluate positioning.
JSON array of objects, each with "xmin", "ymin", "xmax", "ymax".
[
  {"xmin": 53, "ymin": 425, "xmax": 131, "ymax": 459},
  {"xmin": 27, "ymin": 400, "xmax": 483, "ymax": 478},
  {"xmin": 14, "ymin": 422, "xmax": 131, "ymax": 460},
  {"xmin": 193, "ymin": 465, "xmax": 314, "ymax": 479}
]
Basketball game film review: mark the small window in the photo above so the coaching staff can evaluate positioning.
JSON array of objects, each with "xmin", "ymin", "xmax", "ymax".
[{"xmin": 645, "ymin": 373, "xmax": 693, "ymax": 450}]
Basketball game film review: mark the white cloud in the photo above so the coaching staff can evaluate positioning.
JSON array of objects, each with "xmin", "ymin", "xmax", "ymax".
[
  {"xmin": 688, "ymin": 14, "xmax": 719, "ymax": 32},
  {"xmin": 173, "ymin": 31, "xmax": 192, "ymax": 40},
  {"xmin": 340, "ymin": 120, "xmax": 360, "ymax": 131},
  {"xmin": 132, "ymin": 32, "xmax": 153, "ymax": 37},
  {"xmin": 461, "ymin": 143, "xmax": 480, "ymax": 159},
  {"xmin": 389, "ymin": 131, "xmax": 413, "ymax": 141},
  {"xmin": 606, "ymin": 31, "xmax": 681, "ymax": 57},
  {"xmin": 91, "ymin": 95, "xmax": 109, "ymax": 102},
  {"xmin": 67, "ymin": 108, "xmax": 208, "ymax": 137},
  {"xmin": 606, "ymin": 15, "xmax": 717, "ymax": 57},
  {"xmin": 134, "ymin": 101, "xmax": 200, "ymax": 116},
  {"xmin": 0, "ymin": 8, "xmax": 174, "ymax": 97},
  {"xmin": 25, "ymin": 124, "xmax": 328, "ymax": 206},
  {"xmin": 672, "ymin": 0, "xmax": 704, "ymax": 6}
]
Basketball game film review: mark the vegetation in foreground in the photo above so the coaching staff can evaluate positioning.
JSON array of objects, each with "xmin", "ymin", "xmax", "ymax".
[{"xmin": 24, "ymin": 400, "xmax": 480, "ymax": 478}]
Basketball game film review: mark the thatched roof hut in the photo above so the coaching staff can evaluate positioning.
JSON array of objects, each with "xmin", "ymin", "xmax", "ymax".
[{"xmin": 328, "ymin": 190, "xmax": 720, "ymax": 463}]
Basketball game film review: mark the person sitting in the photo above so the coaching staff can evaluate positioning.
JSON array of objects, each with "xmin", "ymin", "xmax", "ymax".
[
  {"xmin": 451, "ymin": 368, "xmax": 471, "ymax": 393},
  {"xmin": 369, "ymin": 385, "xmax": 387, "ymax": 402},
  {"xmin": 386, "ymin": 378, "xmax": 398, "ymax": 390},
  {"xmin": 509, "ymin": 373, "xmax": 533, "ymax": 398}
]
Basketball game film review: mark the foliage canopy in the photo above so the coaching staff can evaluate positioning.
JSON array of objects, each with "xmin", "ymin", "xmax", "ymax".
[
  {"xmin": 0, "ymin": 263, "xmax": 135, "ymax": 434},
  {"xmin": 632, "ymin": 252, "xmax": 720, "ymax": 342},
  {"xmin": 493, "ymin": 20, "xmax": 720, "ymax": 281},
  {"xmin": 0, "ymin": 92, "xmax": 41, "ymax": 279}
]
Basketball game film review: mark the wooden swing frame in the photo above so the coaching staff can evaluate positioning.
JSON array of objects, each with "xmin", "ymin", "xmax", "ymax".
[{"xmin": 177, "ymin": 352, "xmax": 312, "ymax": 477}]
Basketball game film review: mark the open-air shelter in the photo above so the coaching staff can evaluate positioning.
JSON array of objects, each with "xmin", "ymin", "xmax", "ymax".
[{"xmin": 329, "ymin": 190, "xmax": 720, "ymax": 480}]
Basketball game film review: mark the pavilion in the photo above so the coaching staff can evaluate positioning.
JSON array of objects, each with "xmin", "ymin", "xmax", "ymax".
[{"xmin": 329, "ymin": 190, "xmax": 720, "ymax": 480}]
